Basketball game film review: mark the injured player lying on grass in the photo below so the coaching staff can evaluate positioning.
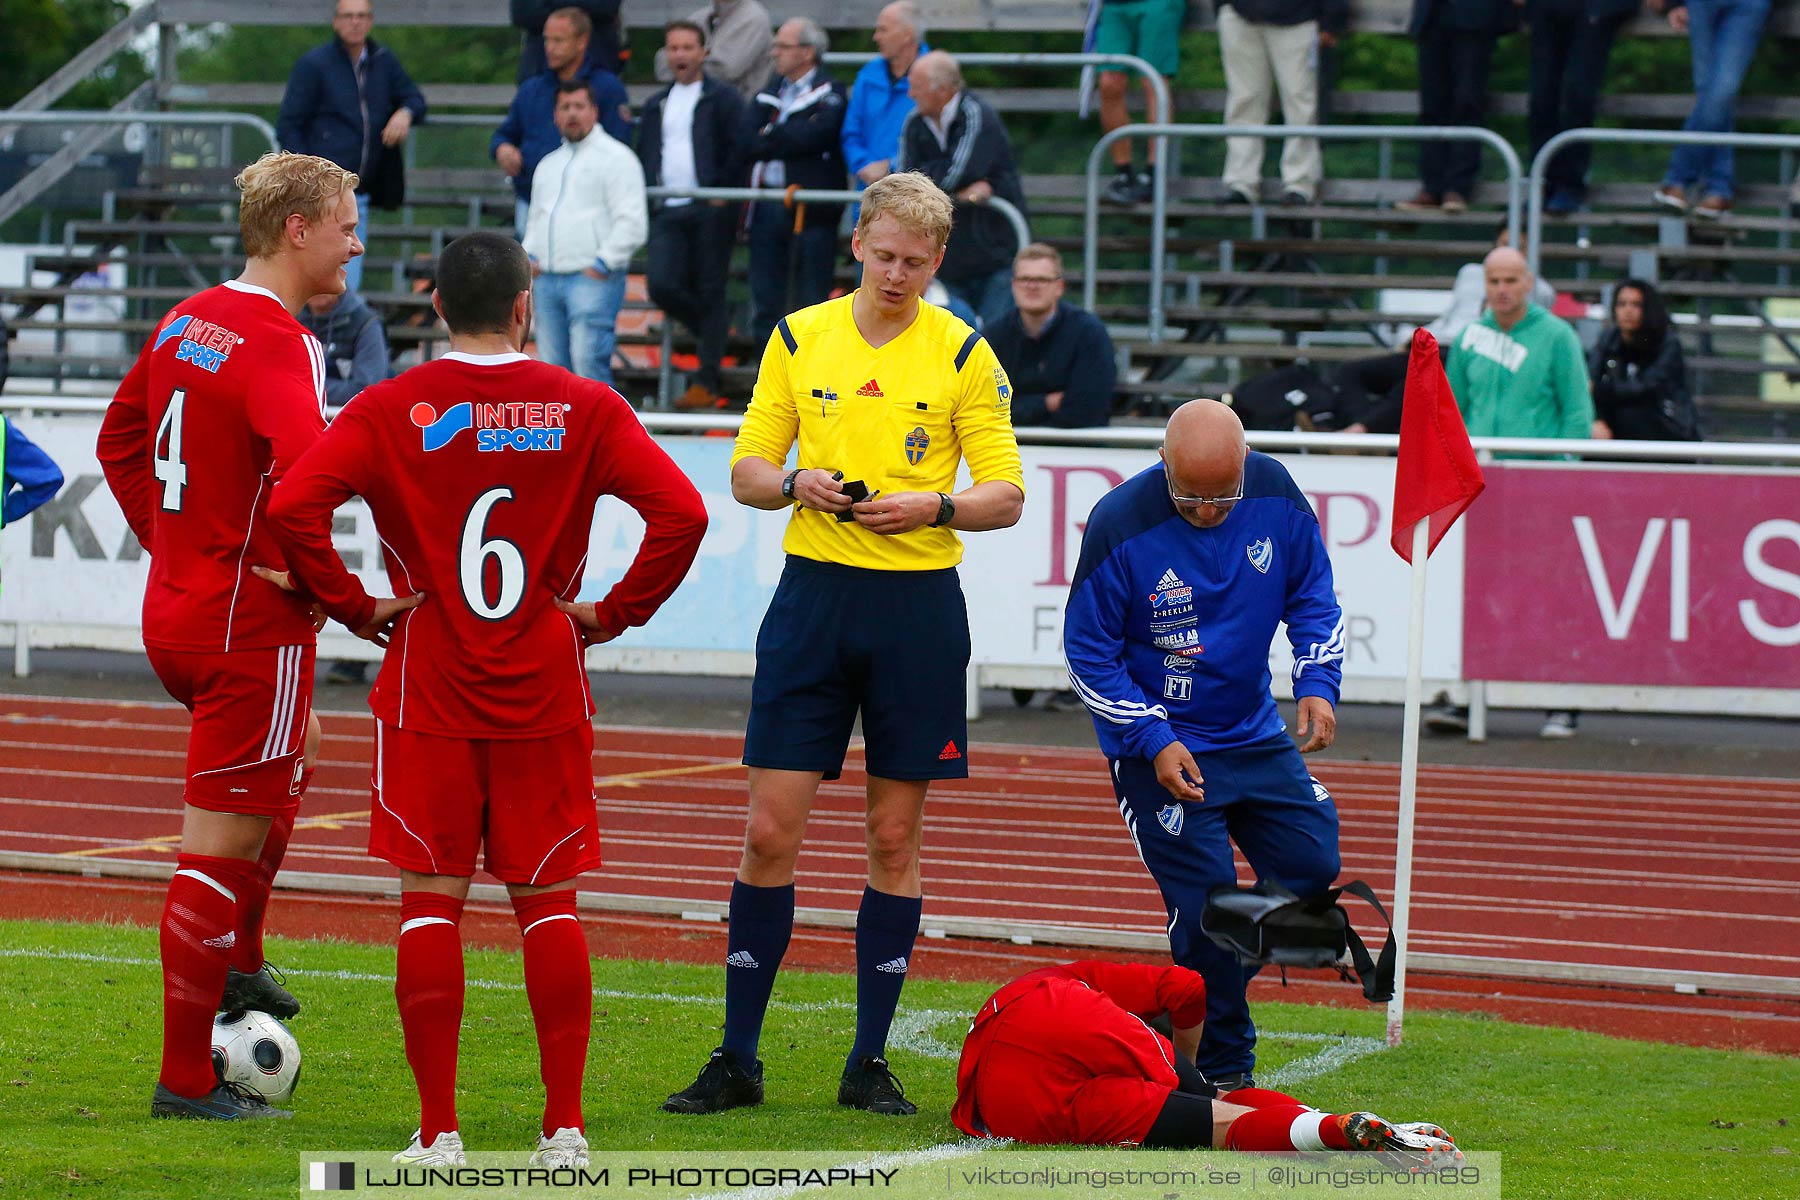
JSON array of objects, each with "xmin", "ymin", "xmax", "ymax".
[{"xmin": 953, "ymin": 961, "xmax": 1459, "ymax": 1163}]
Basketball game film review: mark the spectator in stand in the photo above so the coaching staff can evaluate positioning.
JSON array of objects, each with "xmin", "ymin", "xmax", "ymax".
[
  {"xmin": 987, "ymin": 244, "xmax": 1117, "ymax": 429},
  {"xmin": 1653, "ymin": 0, "xmax": 1770, "ymax": 219},
  {"xmin": 1332, "ymin": 225, "xmax": 1553, "ymax": 433},
  {"xmin": 514, "ymin": 0, "xmax": 622, "ymax": 80},
  {"xmin": 1529, "ymin": 0, "xmax": 1639, "ymax": 216},
  {"xmin": 494, "ymin": 6, "xmax": 633, "ymax": 240},
  {"xmin": 896, "ymin": 52, "xmax": 1028, "ymax": 329},
  {"xmin": 656, "ymin": 0, "xmax": 775, "ymax": 101},
  {"xmin": 299, "ymin": 287, "xmax": 394, "ymax": 689},
  {"xmin": 640, "ymin": 20, "xmax": 751, "ymax": 412},
  {"xmin": 523, "ymin": 80, "xmax": 649, "ymax": 385},
  {"xmin": 1435, "ymin": 246, "xmax": 1592, "ymax": 740},
  {"xmin": 277, "ymin": 0, "xmax": 426, "ymax": 293},
  {"xmin": 1400, "ymin": 0, "xmax": 1520, "ymax": 214},
  {"xmin": 1215, "ymin": 0, "xmax": 1346, "ymax": 206},
  {"xmin": 1590, "ymin": 278, "xmax": 1702, "ymax": 442},
  {"xmin": 746, "ymin": 20, "xmax": 849, "ymax": 348},
  {"xmin": 1092, "ymin": 0, "xmax": 1184, "ymax": 207},
  {"xmin": 842, "ymin": 3, "xmax": 929, "ymax": 196}
]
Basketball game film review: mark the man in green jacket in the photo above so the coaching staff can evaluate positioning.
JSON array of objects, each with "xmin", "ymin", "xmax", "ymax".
[
  {"xmin": 1438, "ymin": 244, "xmax": 1592, "ymax": 741},
  {"xmin": 1446, "ymin": 246, "xmax": 1594, "ymax": 441}
]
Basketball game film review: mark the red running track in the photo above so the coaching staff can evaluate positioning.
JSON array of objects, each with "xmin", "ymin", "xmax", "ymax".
[{"xmin": 2, "ymin": 694, "xmax": 1797, "ymax": 1053}]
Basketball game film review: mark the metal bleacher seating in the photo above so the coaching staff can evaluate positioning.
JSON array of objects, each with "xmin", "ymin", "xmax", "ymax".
[{"xmin": 7, "ymin": 0, "xmax": 1800, "ymax": 438}]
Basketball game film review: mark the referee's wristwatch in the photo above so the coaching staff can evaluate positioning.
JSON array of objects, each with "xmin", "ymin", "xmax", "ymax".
[
  {"xmin": 782, "ymin": 469, "xmax": 802, "ymax": 502},
  {"xmin": 929, "ymin": 492, "xmax": 956, "ymax": 528}
]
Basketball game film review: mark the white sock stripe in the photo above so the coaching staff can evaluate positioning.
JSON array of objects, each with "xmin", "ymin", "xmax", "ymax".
[
  {"xmin": 399, "ymin": 916, "xmax": 456, "ymax": 934},
  {"xmin": 1288, "ymin": 1110, "xmax": 1329, "ymax": 1152},
  {"xmin": 174, "ymin": 868, "xmax": 237, "ymax": 903},
  {"xmin": 521, "ymin": 912, "xmax": 578, "ymax": 937}
]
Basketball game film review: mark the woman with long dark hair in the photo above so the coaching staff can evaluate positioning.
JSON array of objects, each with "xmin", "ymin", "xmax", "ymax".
[{"xmin": 1589, "ymin": 278, "xmax": 1702, "ymax": 441}]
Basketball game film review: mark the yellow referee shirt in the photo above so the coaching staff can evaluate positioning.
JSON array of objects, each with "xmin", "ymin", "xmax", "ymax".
[{"xmin": 731, "ymin": 293, "xmax": 1026, "ymax": 572}]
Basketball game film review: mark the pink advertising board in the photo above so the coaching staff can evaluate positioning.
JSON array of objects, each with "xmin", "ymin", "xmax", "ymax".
[{"xmin": 1462, "ymin": 462, "xmax": 1800, "ymax": 686}]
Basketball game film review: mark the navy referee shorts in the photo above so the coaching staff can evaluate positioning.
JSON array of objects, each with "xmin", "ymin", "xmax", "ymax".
[{"xmin": 744, "ymin": 555, "xmax": 971, "ymax": 782}]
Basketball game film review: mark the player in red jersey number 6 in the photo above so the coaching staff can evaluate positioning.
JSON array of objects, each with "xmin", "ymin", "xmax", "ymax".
[{"xmin": 267, "ymin": 232, "xmax": 708, "ymax": 1168}]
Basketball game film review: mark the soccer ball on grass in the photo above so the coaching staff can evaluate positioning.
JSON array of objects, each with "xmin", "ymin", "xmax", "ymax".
[{"xmin": 211, "ymin": 1009, "xmax": 301, "ymax": 1105}]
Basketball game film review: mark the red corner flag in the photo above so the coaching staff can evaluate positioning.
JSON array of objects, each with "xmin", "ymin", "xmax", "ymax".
[{"xmin": 1390, "ymin": 329, "xmax": 1485, "ymax": 563}]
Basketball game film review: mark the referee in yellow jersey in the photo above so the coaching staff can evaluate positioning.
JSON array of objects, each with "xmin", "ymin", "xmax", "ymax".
[{"xmin": 664, "ymin": 172, "xmax": 1026, "ymax": 1118}]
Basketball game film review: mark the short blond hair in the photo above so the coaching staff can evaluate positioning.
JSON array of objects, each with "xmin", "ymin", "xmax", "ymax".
[
  {"xmin": 236, "ymin": 151, "xmax": 359, "ymax": 258},
  {"xmin": 856, "ymin": 171, "xmax": 954, "ymax": 250},
  {"xmin": 1014, "ymin": 241, "xmax": 1061, "ymax": 272}
]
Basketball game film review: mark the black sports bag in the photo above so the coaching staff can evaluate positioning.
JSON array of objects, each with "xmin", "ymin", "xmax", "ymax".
[{"xmin": 1199, "ymin": 879, "xmax": 1398, "ymax": 1002}]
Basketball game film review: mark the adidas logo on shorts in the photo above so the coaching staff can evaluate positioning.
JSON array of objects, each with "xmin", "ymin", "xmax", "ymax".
[
  {"xmin": 875, "ymin": 957, "xmax": 908, "ymax": 974},
  {"xmin": 726, "ymin": 950, "xmax": 760, "ymax": 969}
]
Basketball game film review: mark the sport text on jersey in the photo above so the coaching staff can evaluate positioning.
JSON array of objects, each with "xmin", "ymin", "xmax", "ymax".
[
  {"xmin": 154, "ymin": 314, "xmax": 242, "ymax": 374},
  {"xmin": 410, "ymin": 401, "xmax": 569, "ymax": 453}
]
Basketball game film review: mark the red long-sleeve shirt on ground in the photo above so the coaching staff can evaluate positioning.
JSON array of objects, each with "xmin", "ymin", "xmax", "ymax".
[
  {"xmin": 952, "ymin": 961, "xmax": 1209, "ymax": 1146},
  {"xmin": 266, "ymin": 351, "xmax": 708, "ymax": 738},
  {"xmin": 97, "ymin": 281, "xmax": 328, "ymax": 652}
]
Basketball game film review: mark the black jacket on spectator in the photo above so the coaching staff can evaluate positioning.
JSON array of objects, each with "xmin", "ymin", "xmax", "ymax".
[
  {"xmin": 1409, "ymin": 0, "xmax": 1520, "ymax": 34},
  {"xmin": 746, "ymin": 70, "xmax": 849, "ymax": 232},
  {"xmin": 513, "ymin": 0, "xmax": 623, "ymax": 79},
  {"xmin": 986, "ymin": 301, "xmax": 1117, "ymax": 428},
  {"xmin": 1218, "ymin": 0, "xmax": 1348, "ymax": 33},
  {"xmin": 637, "ymin": 76, "xmax": 751, "ymax": 205},
  {"xmin": 895, "ymin": 91, "xmax": 1027, "ymax": 286},
  {"xmin": 1589, "ymin": 327, "xmax": 1702, "ymax": 441},
  {"xmin": 277, "ymin": 37, "xmax": 426, "ymax": 209}
]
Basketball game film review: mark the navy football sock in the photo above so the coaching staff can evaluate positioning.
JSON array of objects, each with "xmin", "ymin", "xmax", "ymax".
[
  {"xmin": 720, "ymin": 880, "xmax": 794, "ymax": 1063},
  {"xmin": 848, "ymin": 886, "xmax": 923, "ymax": 1066}
]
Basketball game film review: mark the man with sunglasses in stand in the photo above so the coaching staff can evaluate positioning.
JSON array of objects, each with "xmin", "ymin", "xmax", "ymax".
[{"xmin": 1062, "ymin": 398, "xmax": 1345, "ymax": 1095}]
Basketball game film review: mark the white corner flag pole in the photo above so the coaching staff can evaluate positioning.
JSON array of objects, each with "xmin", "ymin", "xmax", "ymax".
[{"xmin": 1386, "ymin": 518, "xmax": 1432, "ymax": 1047}]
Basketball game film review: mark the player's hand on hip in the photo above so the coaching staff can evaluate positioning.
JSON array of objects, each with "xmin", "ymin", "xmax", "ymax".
[
  {"xmin": 1153, "ymin": 740, "xmax": 1206, "ymax": 803},
  {"xmin": 309, "ymin": 603, "xmax": 327, "ymax": 633},
  {"xmin": 853, "ymin": 490, "xmax": 934, "ymax": 535},
  {"xmin": 553, "ymin": 597, "xmax": 621, "ymax": 647},
  {"xmin": 1295, "ymin": 695, "xmax": 1336, "ymax": 753},
  {"xmin": 356, "ymin": 593, "xmax": 425, "ymax": 648},
  {"xmin": 251, "ymin": 565, "xmax": 299, "ymax": 592}
]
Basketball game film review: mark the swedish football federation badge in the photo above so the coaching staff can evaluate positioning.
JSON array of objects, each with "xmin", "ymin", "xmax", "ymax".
[
  {"xmin": 904, "ymin": 425, "xmax": 931, "ymax": 465},
  {"xmin": 1156, "ymin": 804, "xmax": 1184, "ymax": 837},
  {"xmin": 1247, "ymin": 537, "xmax": 1273, "ymax": 574},
  {"xmin": 993, "ymin": 366, "xmax": 1012, "ymax": 409}
]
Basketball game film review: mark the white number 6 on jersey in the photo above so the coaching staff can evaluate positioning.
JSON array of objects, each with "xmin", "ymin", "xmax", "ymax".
[{"xmin": 459, "ymin": 487, "xmax": 527, "ymax": 620}]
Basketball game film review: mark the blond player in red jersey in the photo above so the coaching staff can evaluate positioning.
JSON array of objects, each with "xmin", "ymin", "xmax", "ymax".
[
  {"xmin": 266, "ymin": 232, "xmax": 708, "ymax": 1167},
  {"xmin": 98, "ymin": 151, "xmax": 413, "ymax": 1120}
]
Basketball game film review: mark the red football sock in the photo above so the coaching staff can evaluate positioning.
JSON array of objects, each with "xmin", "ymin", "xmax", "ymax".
[
  {"xmin": 159, "ymin": 854, "xmax": 259, "ymax": 1097},
  {"xmin": 232, "ymin": 804, "xmax": 300, "ymax": 973},
  {"xmin": 513, "ymin": 890, "xmax": 591, "ymax": 1136},
  {"xmin": 396, "ymin": 891, "xmax": 466, "ymax": 1143},
  {"xmin": 1224, "ymin": 1104, "xmax": 1341, "ymax": 1152},
  {"xmin": 1217, "ymin": 1090, "xmax": 1352, "ymax": 1150}
]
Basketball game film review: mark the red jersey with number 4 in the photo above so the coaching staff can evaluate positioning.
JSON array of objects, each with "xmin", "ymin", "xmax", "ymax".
[
  {"xmin": 267, "ymin": 352, "xmax": 708, "ymax": 739},
  {"xmin": 98, "ymin": 281, "xmax": 327, "ymax": 652}
]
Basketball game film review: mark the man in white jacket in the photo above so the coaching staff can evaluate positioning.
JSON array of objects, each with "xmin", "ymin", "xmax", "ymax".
[{"xmin": 523, "ymin": 78, "xmax": 648, "ymax": 384}]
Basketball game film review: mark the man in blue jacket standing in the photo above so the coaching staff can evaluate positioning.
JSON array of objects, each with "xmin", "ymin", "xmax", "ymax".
[
  {"xmin": 277, "ymin": 0, "xmax": 426, "ymax": 292},
  {"xmin": 494, "ymin": 6, "xmax": 633, "ymax": 239},
  {"xmin": 1, "ymin": 413, "xmax": 65, "ymax": 597},
  {"xmin": 841, "ymin": 2, "xmax": 928, "ymax": 195},
  {"xmin": 1063, "ymin": 399, "xmax": 1345, "ymax": 1091}
]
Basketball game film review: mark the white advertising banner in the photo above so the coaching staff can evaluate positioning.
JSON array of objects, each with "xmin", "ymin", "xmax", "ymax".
[{"xmin": 1, "ymin": 418, "xmax": 1463, "ymax": 686}]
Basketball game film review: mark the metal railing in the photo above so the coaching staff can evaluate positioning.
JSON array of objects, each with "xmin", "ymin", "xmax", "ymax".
[
  {"xmin": 1085, "ymin": 123, "xmax": 1525, "ymax": 341},
  {"xmin": 1527, "ymin": 127, "xmax": 1800, "ymax": 278}
]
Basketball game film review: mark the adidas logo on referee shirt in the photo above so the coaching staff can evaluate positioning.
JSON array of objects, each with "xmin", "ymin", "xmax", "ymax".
[
  {"xmin": 856, "ymin": 378, "xmax": 884, "ymax": 397},
  {"xmin": 726, "ymin": 951, "xmax": 760, "ymax": 969},
  {"xmin": 875, "ymin": 957, "xmax": 909, "ymax": 974}
]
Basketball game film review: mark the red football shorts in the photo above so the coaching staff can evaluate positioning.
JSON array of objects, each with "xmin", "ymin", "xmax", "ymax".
[
  {"xmin": 369, "ymin": 721, "xmax": 601, "ymax": 885},
  {"xmin": 147, "ymin": 643, "xmax": 315, "ymax": 816}
]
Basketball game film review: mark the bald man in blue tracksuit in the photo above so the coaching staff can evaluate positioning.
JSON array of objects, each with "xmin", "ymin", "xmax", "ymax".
[{"xmin": 1064, "ymin": 400, "xmax": 1345, "ymax": 1089}]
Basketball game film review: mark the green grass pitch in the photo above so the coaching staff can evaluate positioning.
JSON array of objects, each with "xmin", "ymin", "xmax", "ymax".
[{"xmin": 0, "ymin": 918, "xmax": 1795, "ymax": 1199}]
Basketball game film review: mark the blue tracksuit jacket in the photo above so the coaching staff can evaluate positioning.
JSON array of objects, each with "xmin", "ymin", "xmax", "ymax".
[{"xmin": 1063, "ymin": 453, "xmax": 1344, "ymax": 760}]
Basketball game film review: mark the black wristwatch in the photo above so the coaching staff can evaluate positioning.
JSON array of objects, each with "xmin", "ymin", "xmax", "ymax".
[
  {"xmin": 930, "ymin": 492, "xmax": 956, "ymax": 528},
  {"xmin": 781, "ymin": 469, "xmax": 802, "ymax": 501}
]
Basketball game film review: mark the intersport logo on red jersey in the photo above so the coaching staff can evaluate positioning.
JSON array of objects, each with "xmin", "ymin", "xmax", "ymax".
[{"xmin": 409, "ymin": 401, "xmax": 569, "ymax": 453}]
